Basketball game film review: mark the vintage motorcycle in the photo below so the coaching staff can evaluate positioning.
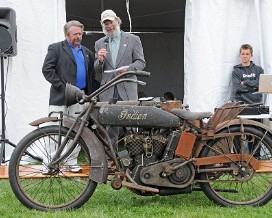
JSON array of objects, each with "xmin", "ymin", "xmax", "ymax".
[{"xmin": 8, "ymin": 70, "xmax": 272, "ymax": 211}]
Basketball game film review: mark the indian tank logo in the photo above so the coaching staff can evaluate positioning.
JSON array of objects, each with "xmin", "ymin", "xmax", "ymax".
[
  {"xmin": 118, "ymin": 109, "xmax": 147, "ymax": 120},
  {"xmin": 99, "ymin": 105, "xmax": 109, "ymax": 115}
]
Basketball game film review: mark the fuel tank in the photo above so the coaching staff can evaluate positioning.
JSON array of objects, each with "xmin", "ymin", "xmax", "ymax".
[{"xmin": 98, "ymin": 105, "xmax": 181, "ymax": 128}]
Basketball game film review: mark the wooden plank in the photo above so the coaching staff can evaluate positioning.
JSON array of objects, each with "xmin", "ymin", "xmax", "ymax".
[
  {"xmin": 0, "ymin": 165, "xmax": 90, "ymax": 179},
  {"xmin": 256, "ymin": 160, "xmax": 272, "ymax": 173}
]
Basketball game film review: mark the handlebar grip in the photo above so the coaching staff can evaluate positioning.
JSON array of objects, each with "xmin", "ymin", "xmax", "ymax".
[
  {"xmin": 126, "ymin": 71, "xmax": 150, "ymax": 77},
  {"xmin": 137, "ymin": 81, "xmax": 146, "ymax": 86},
  {"xmin": 79, "ymin": 98, "xmax": 86, "ymax": 104},
  {"xmin": 135, "ymin": 71, "xmax": 151, "ymax": 77}
]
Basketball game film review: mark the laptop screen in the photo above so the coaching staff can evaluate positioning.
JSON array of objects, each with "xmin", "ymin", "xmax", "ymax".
[{"xmin": 258, "ymin": 74, "xmax": 272, "ymax": 93}]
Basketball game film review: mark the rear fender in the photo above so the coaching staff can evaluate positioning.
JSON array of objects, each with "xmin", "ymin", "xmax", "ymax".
[
  {"xmin": 196, "ymin": 118, "xmax": 272, "ymax": 172},
  {"xmin": 194, "ymin": 119, "xmax": 272, "ymax": 158},
  {"xmin": 215, "ymin": 118, "xmax": 272, "ymax": 136},
  {"xmin": 64, "ymin": 118, "xmax": 108, "ymax": 183}
]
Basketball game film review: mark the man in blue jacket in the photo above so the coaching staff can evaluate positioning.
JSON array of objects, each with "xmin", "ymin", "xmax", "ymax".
[{"xmin": 42, "ymin": 20, "xmax": 95, "ymax": 173}]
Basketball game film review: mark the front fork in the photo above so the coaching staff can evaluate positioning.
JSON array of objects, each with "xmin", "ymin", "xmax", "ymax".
[
  {"xmin": 47, "ymin": 104, "xmax": 92, "ymax": 168},
  {"xmin": 46, "ymin": 102, "xmax": 122, "ymax": 173}
]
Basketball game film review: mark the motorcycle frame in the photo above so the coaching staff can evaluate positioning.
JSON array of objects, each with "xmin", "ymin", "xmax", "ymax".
[{"xmin": 30, "ymin": 71, "xmax": 272, "ymax": 183}]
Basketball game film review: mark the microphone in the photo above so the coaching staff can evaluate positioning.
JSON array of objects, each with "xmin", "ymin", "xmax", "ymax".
[
  {"xmin": 103, "ymin": 38, "xmax": 109, "ymax": 48},
  {"xmin": 98, "ymin": 38, "xmax": 109, "ymax": 62}
]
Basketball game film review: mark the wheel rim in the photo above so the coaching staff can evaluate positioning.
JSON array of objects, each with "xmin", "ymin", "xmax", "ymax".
[
  {"xmin": 15, "ymin": 128, "xmax": 91, "ymax": 209},
  {"xmin": 200, "ymin": 128, "xmax": 272, "ymax": 205}
]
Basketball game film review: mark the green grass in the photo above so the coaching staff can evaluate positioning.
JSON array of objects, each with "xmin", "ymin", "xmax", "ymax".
[{"xmin": 1, "ymin": 180, "xmax": 272, "ymax": 218}]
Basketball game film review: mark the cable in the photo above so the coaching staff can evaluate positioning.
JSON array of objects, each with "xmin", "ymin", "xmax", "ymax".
[
  {"xmin": 132, "ymin": 9, "xmax": 182, "ymax": 19},
  {"xmin": 126, "ymin": 0, "xmax": 132, "ymax": 33}
]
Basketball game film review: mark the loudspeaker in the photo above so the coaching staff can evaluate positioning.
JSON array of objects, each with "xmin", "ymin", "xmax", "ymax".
[{"xmin": 0, "ymin": 7, "xmax": 17, "ymax": 57}]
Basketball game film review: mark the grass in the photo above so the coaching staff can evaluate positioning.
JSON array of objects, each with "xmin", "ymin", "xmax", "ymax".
[{"xmin": 1, "ymin": 180, "xmax": 272, "ymax": 218}]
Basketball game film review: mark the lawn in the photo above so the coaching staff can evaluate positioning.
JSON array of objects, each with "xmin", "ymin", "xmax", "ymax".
[{"xmin": 1, "ymin": 180, "xmax": 272, "ymax": 218}]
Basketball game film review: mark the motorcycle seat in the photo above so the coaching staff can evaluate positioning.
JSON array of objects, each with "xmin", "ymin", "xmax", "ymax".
[{"xmin": 171, "ymin": 109, "xmax": 213, "ymax": 121}]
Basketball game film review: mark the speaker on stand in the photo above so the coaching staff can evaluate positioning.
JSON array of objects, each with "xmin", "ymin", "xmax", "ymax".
[{"xmin": 0, "ymin": 7, "xmax": 17, "ymax": 165}]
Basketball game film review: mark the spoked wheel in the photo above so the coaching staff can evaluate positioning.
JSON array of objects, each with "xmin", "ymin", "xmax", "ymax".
[
  {"xmin": 199, "ymin": 125, "xmax": 272, "ymax": 206},
  {"xmin": 9, "ymin": 125, "xmax": 97, "ymax": 211}
]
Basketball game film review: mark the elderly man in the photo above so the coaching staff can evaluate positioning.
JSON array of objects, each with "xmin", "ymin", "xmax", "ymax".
[
  {"xmin": 94, "ymin": 9, "xmax": 146, "ymax": 149},
  {"xmin": 94, "ymin": 9, "xmax": 146, "ymax": 102}
]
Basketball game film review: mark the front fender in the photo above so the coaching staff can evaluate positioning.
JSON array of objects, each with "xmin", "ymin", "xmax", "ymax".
[
  {"xmin": 64, "ymin": 118, "xmax": 108, "ymax": 183},
  {"xmin": 30, "ymin": 116, "xmax": 59, "ymax": 126}
]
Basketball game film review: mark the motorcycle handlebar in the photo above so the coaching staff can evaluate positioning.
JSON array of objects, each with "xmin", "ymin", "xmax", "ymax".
[
  {"xmin": 65, "ymin": 70, "xmax": 150, "ymax": 106},
  {"xmin": 84, "ymin": 71, "xmax": 149, "ymax": 102}
]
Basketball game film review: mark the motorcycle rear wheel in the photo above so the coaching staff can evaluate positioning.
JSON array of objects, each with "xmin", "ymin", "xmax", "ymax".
[
  {"xmin": 9, "ymin": 125, "xmax": 97, "ymax": 211},
  {"xmin": 199, "ymin": 125, "xmax": 272, "ymax": 206}
]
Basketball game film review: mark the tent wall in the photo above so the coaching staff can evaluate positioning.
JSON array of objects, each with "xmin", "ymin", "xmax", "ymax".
[
  {"xmin": 184, "ymin": 0, "xmax": 272, "ymax": 112},
  {"xmin": 1, "ymin": 0, "xmax": 66, "ymax": 160}
]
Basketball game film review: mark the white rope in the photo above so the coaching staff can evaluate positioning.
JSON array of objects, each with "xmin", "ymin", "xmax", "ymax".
[{"xmin": 126, "ymin": 0, "xmax": 132, "ymax": 33}]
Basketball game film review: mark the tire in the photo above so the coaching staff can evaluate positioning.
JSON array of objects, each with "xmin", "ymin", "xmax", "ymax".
[
  {"xmin": 199, "ymin": 125, "xmax": 272, "ymax": 206},
  {"xmin": 9, "ymin": 125, "xmax": 97, "ymax": 211}
]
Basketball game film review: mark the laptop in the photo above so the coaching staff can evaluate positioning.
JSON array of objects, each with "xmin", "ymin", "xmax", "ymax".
[{"xmin": 258, "ymin": 74, "xmax": 272, "ymax": 93}]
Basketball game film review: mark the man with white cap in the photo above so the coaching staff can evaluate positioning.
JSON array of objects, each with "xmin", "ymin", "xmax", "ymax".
[
  {"xmin": 94, "ymin": 9, "xmax": 146, "ymax": 101},
  {"xmin": 94, "ymin": 9, "xmax": 146, "ymax": 149}
]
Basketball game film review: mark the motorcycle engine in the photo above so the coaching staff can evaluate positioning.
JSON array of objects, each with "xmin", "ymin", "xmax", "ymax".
[
  {"xmin": 123, "ymin": 131, "xmax": 195, "ymax": 189},
  {"xmin": 124, "ymin": 133, "xmax": 167, "ymax": 163}
]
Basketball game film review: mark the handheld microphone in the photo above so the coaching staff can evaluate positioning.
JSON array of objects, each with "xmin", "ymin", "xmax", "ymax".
[
  {"xmin": 104, "ymin": 38, "xmax": 109, "ymax": 48},
  {"xmin": 104, "ymin": 38, "xmax": 109, "ymax": 43}
]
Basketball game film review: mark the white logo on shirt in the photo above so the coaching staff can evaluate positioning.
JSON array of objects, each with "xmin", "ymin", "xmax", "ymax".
[{"xmin": 243, "ymin": 73, "xmax": 255, "ymax": 78}]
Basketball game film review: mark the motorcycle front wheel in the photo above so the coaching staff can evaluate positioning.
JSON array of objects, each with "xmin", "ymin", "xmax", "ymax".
[
  {"xmin": 199, "ymin": 125, "xmax": 272, "ymax": 206},
  {"xmin": 9, "ymin": 125, "xmax": 97, "ymax": 211}
]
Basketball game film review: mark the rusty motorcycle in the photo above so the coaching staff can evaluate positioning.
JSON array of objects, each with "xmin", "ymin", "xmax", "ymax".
[{"xmin": 8, "ymin": 70, "xmax": 272, "ymax": 211}]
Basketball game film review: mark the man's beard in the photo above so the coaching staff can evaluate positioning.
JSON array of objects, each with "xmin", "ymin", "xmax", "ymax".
[{"xmin": 103, "ymin": 25, "xmax": 120, "ymax": 38}]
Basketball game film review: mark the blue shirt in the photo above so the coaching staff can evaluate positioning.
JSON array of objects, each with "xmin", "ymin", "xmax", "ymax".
[{"xmin": 68, "ymin": 41, "xmax": 86, "ymax": 89}]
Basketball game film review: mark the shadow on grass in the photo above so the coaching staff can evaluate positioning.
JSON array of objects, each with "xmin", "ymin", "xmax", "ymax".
[
  {"xmin": 87, "ymin": 183, "xmax": 213, "ymax": 211},
  {"xmin": 83, "ymin": 183, "xmax": 272, "ymax": 218}
]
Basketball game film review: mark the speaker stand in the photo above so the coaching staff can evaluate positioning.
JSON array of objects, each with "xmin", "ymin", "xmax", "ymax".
[{"xmin": 0, "ymin": 56, "xmax": 16, "ymax": 165}]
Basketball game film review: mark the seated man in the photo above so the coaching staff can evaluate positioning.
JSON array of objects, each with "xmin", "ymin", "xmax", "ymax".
[{"xmin": 232, "ymin": 44, "xmax": 264, "ymax": 104}]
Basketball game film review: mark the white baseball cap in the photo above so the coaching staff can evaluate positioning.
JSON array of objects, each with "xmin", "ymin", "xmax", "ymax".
[{"xmin": 101, "ymin": 9, "xmax": 117, "ymax": 23}]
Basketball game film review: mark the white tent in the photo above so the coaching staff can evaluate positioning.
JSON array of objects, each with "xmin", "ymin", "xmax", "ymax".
[
  {"xmin": 1, "ymin": 0, "xmax": 66, "ymax": 160},
  {"xmin": 1, "ymin": 0, "xmax": 272, "ymax": 161},
  {"xmin": 184, "ymin": 0, "xmax": 272, "ymax": 112}
]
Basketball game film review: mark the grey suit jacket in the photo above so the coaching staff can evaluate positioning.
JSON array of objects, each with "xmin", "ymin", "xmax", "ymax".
[
  {"xmin": 94, "ymin": 31, "xmax": 146, "ymax": 101},
  {"xmin": 42, "ymin": 40, "xmax": 95, "ymax": 105}
]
